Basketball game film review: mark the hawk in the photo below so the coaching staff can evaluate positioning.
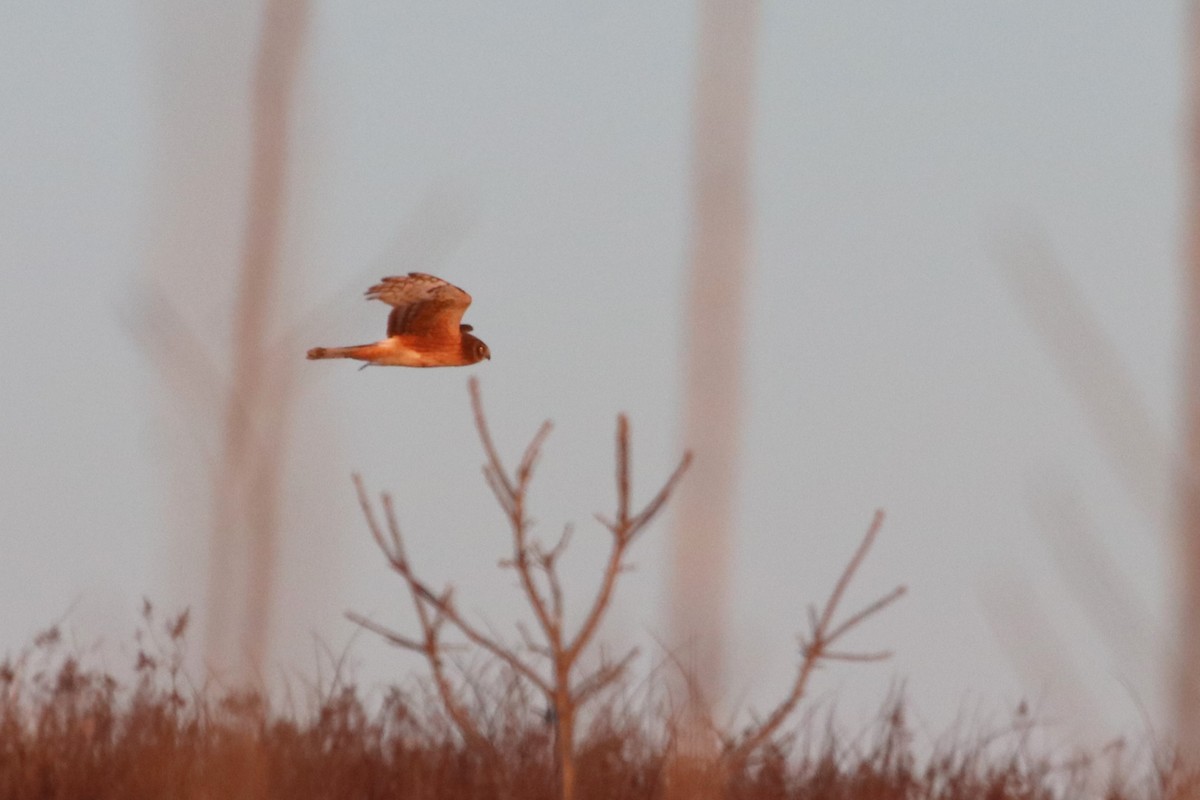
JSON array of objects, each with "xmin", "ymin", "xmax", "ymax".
[{"xmin": 307, "ymin": 273, "xmax": 491, "ymax": 367}]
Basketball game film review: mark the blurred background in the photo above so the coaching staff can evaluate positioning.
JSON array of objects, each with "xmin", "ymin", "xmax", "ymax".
[{"xmin": 0, "ymin": 2, "xmax": 1182, "ymax": 750}]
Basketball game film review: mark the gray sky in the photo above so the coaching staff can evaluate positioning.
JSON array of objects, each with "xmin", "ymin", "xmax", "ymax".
[{"xmin": 0, "ymin": 2, "xmax": 1184, "ymax": 745}]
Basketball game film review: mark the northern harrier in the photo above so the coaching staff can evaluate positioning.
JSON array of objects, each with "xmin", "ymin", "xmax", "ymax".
[{"xmin": 307, "ymin": 273, "xmax": 491, "ymax": 367}]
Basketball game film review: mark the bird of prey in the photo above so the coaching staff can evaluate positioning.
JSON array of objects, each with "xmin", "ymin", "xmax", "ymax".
[{"xmin": 307, "ymin": 273, "xmax": 491, "ymax": 368}]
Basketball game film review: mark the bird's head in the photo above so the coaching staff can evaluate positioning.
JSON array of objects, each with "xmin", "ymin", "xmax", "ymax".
[{"xmin": 462, "ymin": 332, "xmax": 491, "ymax": 364}]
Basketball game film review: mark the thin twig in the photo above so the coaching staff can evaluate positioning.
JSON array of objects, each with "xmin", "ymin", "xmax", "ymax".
[
  {"xmin": 343, "ymin": 612, "xmax": 423, "ymax": 653},
  {"xmin": 824, "ymin": 585, "xmax": 907, "ymax": 646}
]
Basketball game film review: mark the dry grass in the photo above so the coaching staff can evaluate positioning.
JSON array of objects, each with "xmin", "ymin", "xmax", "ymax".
[{"xmin": 0, "ymin": 603, "xmax": 1189, "ymax": 800}]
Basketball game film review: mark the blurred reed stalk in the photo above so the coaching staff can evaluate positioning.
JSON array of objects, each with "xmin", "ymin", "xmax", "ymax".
[
  {"xmin": 136, "ymin": 6, "xmax": 309, "ymax": 796},
  {"xmin": 993, "ymin": 6, "xmax": 1200, "ymax": 778},
  {"xmin": 206, "ymin": 0, "xmax": 309, "ymax": 684},
  {"xmin": 670, "ymin": 1, "xmax": 759, "ymax": 780},
  {"xmin": 141, "ymin": 0, "xmax": 310, "ymax": 688},
  {"xmin": 1181, "ymin": 0, "xmax": 1200, "ymax": 769},
  {"xmin": 997, "ymin": 124, "xmax": 1200, "ymax": 780},
  {"xmin": 997, "ymin": 233, "xmax": 1174, "ymax": 760}
]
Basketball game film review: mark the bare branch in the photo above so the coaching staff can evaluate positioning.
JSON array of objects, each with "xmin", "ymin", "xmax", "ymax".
[
  {"xmin": 516, "ymin": 622, "xmax": 551, "ymax": 659},
  {"xmin": 628, "ymin": 451, "xmax": 695, "ymax": 537},
  {"xmin": 344, "ymin": 612, "xmax": 423, "ymax": 653},
  {"xmin": 469, "ymin": 376, "xmax": 516, "ymax": 500},
  {"xmin": 380, "ymin": 493, "xmax": 409, "ymax": 564},
  {"xmin": 547, "ymin": 588, "xmax": 565, "ymax": 632},
  {"xmin": 483, "ymin": 466, "xmax": 516, "ymax": 519},
  {"xmin": 425, "ymin": 646, "xmax": 495, "ymax": 761},
  {"xmin": 516, "ymin": 421, "xmax": 554, "ymax": 491},
  {"xmin": 616, "ymin": 415, "xmax": 631, "ymax": 526},
  {"xmin": 566, "ymin": 537, "xmax": 625, "ymax": 665},
  {"xmin": 411, "ymin": 582, "xmax": 552, "ymax": 696},
  {"xmin": 569, "ymin": 429, "xmax": 691, "ymax": 663},
  {"xmin": 824, "ymin": 585, "xmax": 907, "ymax": 646},
  {"xmin": 575, "ymin": 647, "xmax": 639, "ymax": 706},
  {"xmin": 347, "ymin": 495, "xmax": 496, "ymax": 763},
  {"xmin": 723, "ymin": 510, "xmax": 901, "ymax": 772},
  {"xmin": 353, "ymin": 474, "xmax": 397, "ymax": 566},
  {"xmin": 815, "ymin": 509, "xmax": 885, "ymax": 633},
  {"xmin": 815, "ymin": 649, "xmax": 894, "ymax": 663},
  {"xmin": 529, "ymin": 528, "xmax": 572, "ymax": 631},
  {"xmin": 355, "ymin": 477, "xmax": 552, "ymax": 696},
  {"xmin": 469, "ymin": 378, "xmax": 562, "ymax": 653},
  {"xmin": 513, "ymin": 546, "xmax": 559, "ymax": 649}
]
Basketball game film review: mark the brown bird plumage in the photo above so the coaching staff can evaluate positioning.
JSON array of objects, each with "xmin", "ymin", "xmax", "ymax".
[{"xmin": 307, "ymin": 273, "xmax": 491, "ymax": 367}]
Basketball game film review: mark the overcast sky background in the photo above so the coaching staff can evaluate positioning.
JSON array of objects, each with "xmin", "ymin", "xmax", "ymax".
[{"xmin": 0, "ymin": 3, "xmax": 1184, "ymax": 747}]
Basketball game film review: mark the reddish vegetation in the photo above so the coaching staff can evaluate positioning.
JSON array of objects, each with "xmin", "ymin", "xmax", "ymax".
[{"xmin": 0, "ymin": 608, "xmax": 1190, "ymax": 799}]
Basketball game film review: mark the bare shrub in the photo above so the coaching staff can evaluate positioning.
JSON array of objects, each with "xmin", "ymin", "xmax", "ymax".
[
  {"xmin": 349, "ymin": 379, "xmax": 909, "ymax": 799},
  {"xmin": 349, "ymin": 377, "xmax": 691, "ymax": 800}
]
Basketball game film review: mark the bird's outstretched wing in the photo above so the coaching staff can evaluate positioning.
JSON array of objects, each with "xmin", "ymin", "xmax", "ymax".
[{"xmin": 365, "ymin": 272, "xmax": 472, "ymax": 341}]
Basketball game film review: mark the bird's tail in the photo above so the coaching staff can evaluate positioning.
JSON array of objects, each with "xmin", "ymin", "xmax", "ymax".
[{"xmin": 307, "ymin": 345, "xmax": 371, "ymax": 361}]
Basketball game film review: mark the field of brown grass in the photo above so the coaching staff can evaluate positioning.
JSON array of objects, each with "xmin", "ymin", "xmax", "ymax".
[{"xmin": 0, "ymin": 603, "xmax": 1189, "ymax": 800}]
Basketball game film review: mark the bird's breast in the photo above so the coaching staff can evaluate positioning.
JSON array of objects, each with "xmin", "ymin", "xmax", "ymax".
[{"xmin": 377, "ymin": 335, "xmax": 467, "ymax": 367}]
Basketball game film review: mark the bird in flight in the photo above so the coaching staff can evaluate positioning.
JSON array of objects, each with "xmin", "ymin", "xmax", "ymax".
[{"xmin": 307, "ymin": 272, "xmax": 491, "ymax": 368}]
